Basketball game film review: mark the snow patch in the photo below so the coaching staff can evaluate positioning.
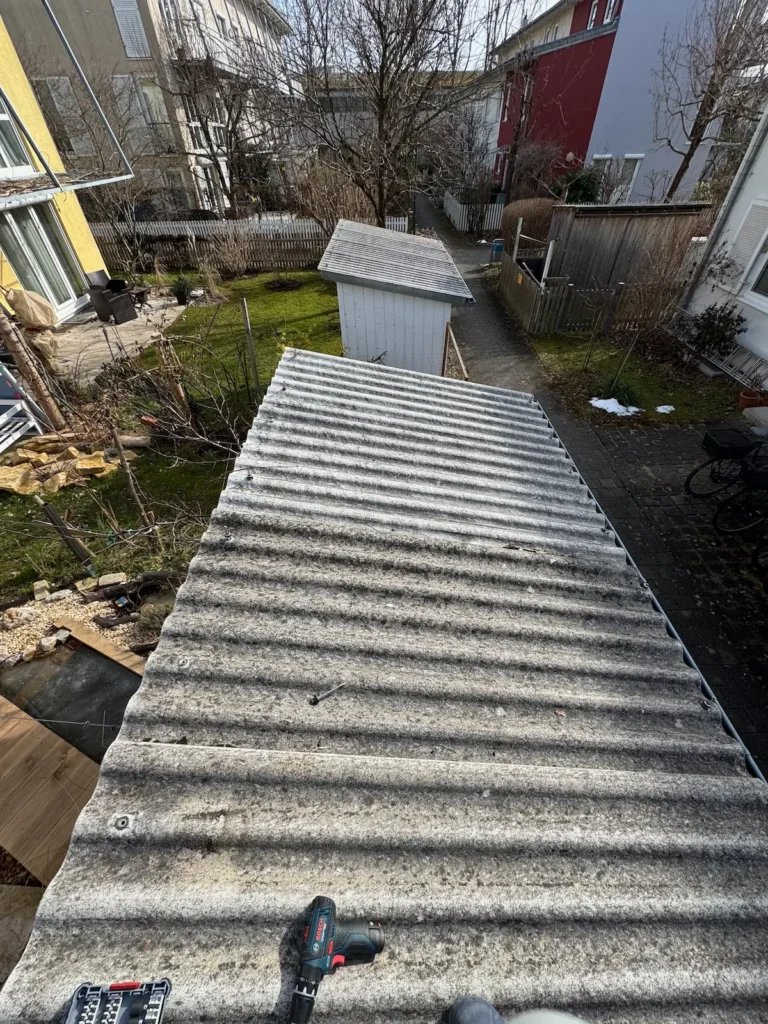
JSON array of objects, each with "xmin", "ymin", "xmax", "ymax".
[
  {"xmin": 656, "ymin": 405, "xmax": 675, "ymax": 414},
  {"xmin": 589, "ymin": 397, "xmax": 642, "ymax": 417}
]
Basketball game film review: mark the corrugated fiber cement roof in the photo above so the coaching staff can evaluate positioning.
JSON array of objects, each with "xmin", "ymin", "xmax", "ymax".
[
  {"xmin": 318, "ymin": 219, "xmax": 475, "ymax": 305},
  {"xmin": 2, "ymin": 350, "xmax": 767, "ymax": 1024}
]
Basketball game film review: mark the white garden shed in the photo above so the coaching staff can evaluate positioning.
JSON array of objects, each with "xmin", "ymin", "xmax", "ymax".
[{"xmin": 318, "ymin": 220, "xmax": 474, "ymax": 375}]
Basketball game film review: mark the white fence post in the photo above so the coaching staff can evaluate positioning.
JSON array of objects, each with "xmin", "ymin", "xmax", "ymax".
[
  {"xmin": 541, "ymin": 240, "xmax": 555, "ymax": 293},
  {"xmin": 512, "ymin": 217, "xmax": 522, "ymax": 263}
]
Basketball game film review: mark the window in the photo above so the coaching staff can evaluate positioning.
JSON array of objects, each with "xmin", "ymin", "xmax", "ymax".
[
  {"xmin": 612, "ymin": 154, "xmax": 643, "ymax": 202},
  {"xmin": 0, "ymin": 203, "xmax": 85, "ymax": 311},
  {"xmin": 725, "ymin": 202, "xmax": 768, "ymax": 290},
  {"xmin": 604, "ymin": 0, "xmax": 619, "ymax": 22},
  {"xmin": 158, "ymin": 0, "xmax": 182, "ymax": 35},
  {"xmin": 587, "ymin": 0, "xmax": 599, "ymax": 29},
  {"xmin": 0, "ymin": 97, "xmax": 33, "ymax": 179},
  {"xmin": 112, "ymin": 76, "xmax": 170, "ymax": 155},
  {"xmin": 501, "ymin": 81, "xmax": 513, "ymax": 122},
  {"xmin": 752, "ymin": 251, "xmax": 768, "ymax": 298},
  {"xmin": 33, "ymin": 77, "xmax": 93, "ymax": 157},
  {"xmin": 216, "ymin": 14, "xmax": 227, "ymax": 35},
  {"xmin": 110, "ymin": 0, "xmax": 151, "ymax": 59}
]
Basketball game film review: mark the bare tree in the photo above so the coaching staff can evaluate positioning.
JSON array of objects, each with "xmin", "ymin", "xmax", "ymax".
[
  {"xmin": 653, "ymin": 0, "xmax": 768, "ymax": 201},
  {"xmin": 274, "ymin": 0, "xmax": 499, "ymax": 226}
]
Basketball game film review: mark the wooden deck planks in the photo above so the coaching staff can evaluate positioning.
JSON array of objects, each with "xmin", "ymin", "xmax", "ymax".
[{"xmin": 0, "ymin": 696, "xmax": 99, "ymax": 885}]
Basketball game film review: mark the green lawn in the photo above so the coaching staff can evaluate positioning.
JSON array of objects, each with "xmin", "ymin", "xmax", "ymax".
[
  {"xmin": 1, "ymin": 271, "xmax": 341, "ymax": 606},
  {"xmin": 0, "ymin": 450, "xmax": 230, "ymax": 606},
  {"xmin": 150, "ymin": 271, "xmax": 342, "ymax": 387},
  {"xmin": 530, "ymin": 334, "xmax": 739, "ymax": 425}
]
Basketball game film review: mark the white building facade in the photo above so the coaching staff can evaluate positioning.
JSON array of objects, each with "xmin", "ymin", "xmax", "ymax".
[{"xmin": 687, "ymin": 105, "xmax": 768, "ymax": 378}]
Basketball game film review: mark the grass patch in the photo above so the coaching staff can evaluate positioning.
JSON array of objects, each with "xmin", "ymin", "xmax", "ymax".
[
  {"xmin": 530, "ymin": 333, "xmax": 739, "ymax": 425},
  {"xmin": 0, "ymin": 450, "xmax": 230, "ymax": 607},
  {"xmin": 143, "ymin": 270, "xmax": 342, "ymax": 387}
]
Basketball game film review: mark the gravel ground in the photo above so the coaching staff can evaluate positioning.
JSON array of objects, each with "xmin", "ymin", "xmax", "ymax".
[{"xmin": 0, "ymin": 590, "xmax": 143, "ymax": 656}]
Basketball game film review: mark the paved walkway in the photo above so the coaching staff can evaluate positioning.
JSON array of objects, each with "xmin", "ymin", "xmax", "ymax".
[
  {"xmin": 54, "ymin": 296, "xmax": 186, "ymax": 380},
  {"xmin": 416, "ymin": 195, "xmax": 768, "ymax": 775}
]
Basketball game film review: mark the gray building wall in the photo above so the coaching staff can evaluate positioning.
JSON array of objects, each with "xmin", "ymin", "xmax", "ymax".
[{"xmin": 587, "ymin": 0, "xmax": 712, "ymax": 202}]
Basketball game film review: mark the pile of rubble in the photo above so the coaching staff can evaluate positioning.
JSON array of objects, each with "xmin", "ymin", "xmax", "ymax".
[
  {"xmin": 0, "ymin": 570, "xmax": 180, "ymax": 669},
  {"xmin": 0, "ymin": 433, "xmax": 139, "ymax": 496}
]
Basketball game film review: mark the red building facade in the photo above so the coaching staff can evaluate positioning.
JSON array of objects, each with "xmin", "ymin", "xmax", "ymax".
[{"xmin": 493, "ymin": 0, "xmax": 623, "ymax": 188}]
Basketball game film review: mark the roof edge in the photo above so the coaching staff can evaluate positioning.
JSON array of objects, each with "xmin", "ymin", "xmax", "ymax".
[{"xmin": 318, "ymin": 267, "xmax": 475, "ymax": 307}]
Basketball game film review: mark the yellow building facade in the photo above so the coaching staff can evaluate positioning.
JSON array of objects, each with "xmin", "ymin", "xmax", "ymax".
[{"xmin": 0, "ymin": 14, "xmax": 109, "ymax": 323}]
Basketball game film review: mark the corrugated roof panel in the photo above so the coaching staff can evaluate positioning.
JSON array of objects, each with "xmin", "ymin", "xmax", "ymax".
[
  {"xmin": 2, "ymin": 349, "xmax": 767, "ymax": 1024},
  {"xmin": 318, "ymin": 220, "xmax": 475, "ymax": 305}
]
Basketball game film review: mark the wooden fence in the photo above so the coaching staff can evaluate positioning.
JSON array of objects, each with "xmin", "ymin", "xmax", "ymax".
[
  {"xmin": 91, "ymin": 216, "xmax": 408, "ymax": 273},
  {"xmin": 498, "ymin": 252, "xmax": 542, "ymax": 331},
  {"xmin": 498, "ymin": 252, "xmax": 681, "ymax": 335},
  {"xmin": 443, "ymin": 191, "xmax": 504, "ymax": 235}
]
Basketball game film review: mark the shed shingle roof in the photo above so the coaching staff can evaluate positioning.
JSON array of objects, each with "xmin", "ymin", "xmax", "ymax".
[
  {"xmin": 2, "ymin": 349, "xmax": 766, "ymax": 1024},
  {"xmin": 318, "ymin": 220, "xmax": 475, "ymax": 305}
]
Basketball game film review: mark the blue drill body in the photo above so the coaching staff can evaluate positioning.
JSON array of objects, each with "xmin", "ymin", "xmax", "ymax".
[{"xmin": 290, "ymin": 896, "xmax": 384, "ymax": 1024}]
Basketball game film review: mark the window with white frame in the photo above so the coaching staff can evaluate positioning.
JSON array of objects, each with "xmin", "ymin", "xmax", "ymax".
[
  {"xmin": 216, "ymin": 13, "xmax": 227, "ymax": 35},
  {"xmin": 612, "ymin": 154, "xmax": 643, "ymax": 203},
  {"xmin": 112, "ymin": 76, "xmax": 171, "ymax": 155},
  {"xmin": 587, "ymin": 0, "xmax": 599, "ymax": 29},
  {"xmin": 0, "ymin": 97, "xmax": 34, "ymax": 179},
  {"xmin": 752, "ymin": 247, "xmax": 768, "ymax": 298},
  {"xmin": 604, "ymin": 0, "xmax": 619, "ymax": 22},
  {"xmin": 110, "ymin": 0, "xmax": 151, "ymax": 59},
  {"xmin": 0, "ymin": 202, "xmax": 86, "ymax": 310},
  {"xmin": 722, "ymin": 202, "xmax": 768, "ymax": 296}
]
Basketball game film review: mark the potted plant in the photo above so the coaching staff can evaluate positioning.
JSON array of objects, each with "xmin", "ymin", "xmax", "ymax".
[
  {"xmin": 739, "ymin": 388, "xmax": 763, "ymax": 410},
  {"xmin": 739, "ymin": 373, "xmax": 768, "ymax": 409},
  {"xmin": 170, "ymin": 273, "xmax": 194, "ymax": 305}
]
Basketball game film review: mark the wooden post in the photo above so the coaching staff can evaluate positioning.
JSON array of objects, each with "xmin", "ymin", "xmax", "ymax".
[
  {"xmin": 241, "ymin": 297, "xmax": 260, "ymax": 396},
  {"xmin": 110, "ymin": 424, "xmax": 162, "ymax": 552},
  {"xmin": 541, "ymin": 240, "xmax": 555, "ymax": 293},
  {"xmin": 0, "ymin": 309, "xmax": 68, "ymax": 431}
]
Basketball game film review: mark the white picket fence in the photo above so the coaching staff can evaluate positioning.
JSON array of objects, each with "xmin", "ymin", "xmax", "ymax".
[
  {"xmin": 90, "ymin": 215, "xmax": 408, "ymax": 272},
  {"xmin": 443, "ymin": 191, "xmax": 504, "ymax": 235}
]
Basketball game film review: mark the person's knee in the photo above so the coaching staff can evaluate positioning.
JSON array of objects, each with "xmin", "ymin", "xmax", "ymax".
[
  {"xmin": 508, "ymin": 1013, "xmax": 590, "ymax": 1024},
  {"xmin": 448, "ymin": 999, "xmax": 590, "ymax": 1024}
]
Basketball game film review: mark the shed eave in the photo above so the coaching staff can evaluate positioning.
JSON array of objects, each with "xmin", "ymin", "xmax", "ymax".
[{"xmin": 319, "ymin": 268, "xmax": 475, "ymax": 306}]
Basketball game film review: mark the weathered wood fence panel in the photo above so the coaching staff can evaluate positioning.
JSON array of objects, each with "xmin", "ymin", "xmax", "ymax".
[
  {"xmin": 546, "ymin": 203, "xmax": 710, "ymax": 287},
  {"xmin": 498, "ymin": 252, "xmax": 541, "ymax": 331},
  {"xmin": 91, "ymin": 216, "xmax": 408, "ymax": 273}
]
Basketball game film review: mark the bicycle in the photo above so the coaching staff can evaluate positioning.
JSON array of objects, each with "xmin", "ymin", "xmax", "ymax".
[
  {"xmin": 712, "ymin": 456, "xmax": 768, "ymax": 536},
  {"xmin": 685, "ymin": 428, "xmax": 764, "ymax": 497}
]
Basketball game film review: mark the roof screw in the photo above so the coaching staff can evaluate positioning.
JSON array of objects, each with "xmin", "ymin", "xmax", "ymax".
[
  {"xmin": 114, "ymin": 815, "xmax": 130, "ymax": 830},
  {"xmin": 178, "ymin": 656, "xmax": 190, "ymax": 668}
]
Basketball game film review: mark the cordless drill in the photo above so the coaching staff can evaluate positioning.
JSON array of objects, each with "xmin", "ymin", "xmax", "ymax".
[{"xmin": 290, "ymin": 896, "xmax": 384, "ymax": 1024}]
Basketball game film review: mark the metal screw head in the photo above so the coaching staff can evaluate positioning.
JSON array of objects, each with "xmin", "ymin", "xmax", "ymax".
[
  {"xmin": 178, "ymin": 656, "xmax": 190, "ymax": 668},
  {"xmin": 114, "ymin": 815, "xmax": 130, "ymax": 830}
]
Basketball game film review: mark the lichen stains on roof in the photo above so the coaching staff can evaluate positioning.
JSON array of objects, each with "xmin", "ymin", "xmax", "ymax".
[
  {"xmin": 318, "ymin": 220, "xmax": 475, "ymax": 305},
  {"xmin": 2, "ymin": 349, "xmax": 766, "ymax": 1024}
]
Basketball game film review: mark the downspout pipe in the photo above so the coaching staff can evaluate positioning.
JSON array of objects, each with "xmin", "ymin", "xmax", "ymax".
[
  {"xmin": 682, "ymin": 103, "xmax": 768, "ymax": 309},
  {"xmin": 39, "ymin": 0, "xmax": 133, "ymax": 177}
]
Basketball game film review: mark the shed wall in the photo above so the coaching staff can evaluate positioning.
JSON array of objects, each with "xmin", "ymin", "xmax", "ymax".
[{"xmin": 337, "ymin": 283, "xmax": 451, "ymax": 375}]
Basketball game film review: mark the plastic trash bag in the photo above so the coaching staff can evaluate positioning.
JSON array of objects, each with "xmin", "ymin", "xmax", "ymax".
[{"xmin": 5, "ymin": 288, "xmax": 57, "ymax": 328}]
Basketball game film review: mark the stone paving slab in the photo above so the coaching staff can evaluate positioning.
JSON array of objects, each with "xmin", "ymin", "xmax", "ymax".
[{"xmin": 415, "ymin": 194, "xmax": 768, "ymax": 775}]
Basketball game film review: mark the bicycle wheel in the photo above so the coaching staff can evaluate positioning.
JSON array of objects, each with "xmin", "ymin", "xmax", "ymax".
[
  {"xmin": 685, "ymin": 457, "xmax": 744, "ymax": 496},
  {"xmin": 713, "ymin": 488, "xmax": 768, "ymax": 536}
]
